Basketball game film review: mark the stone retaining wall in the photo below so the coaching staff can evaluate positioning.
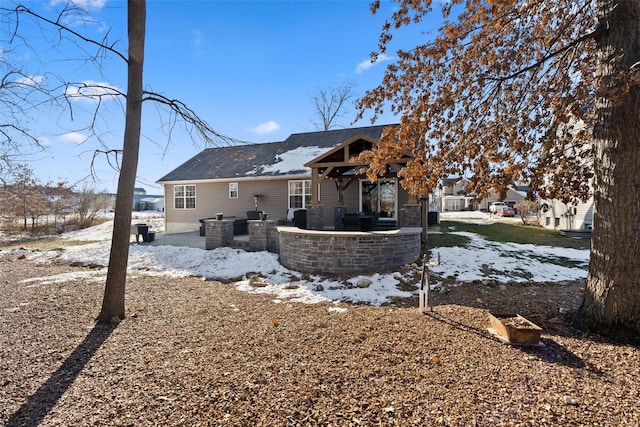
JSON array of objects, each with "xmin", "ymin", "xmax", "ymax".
[
  {"xmin": 278, "ymin": 227, "xmax": 422, "ymax": 274},
  {"xmin": 205, "ymin": 219, "xmax": 279, "ymax": 253}
]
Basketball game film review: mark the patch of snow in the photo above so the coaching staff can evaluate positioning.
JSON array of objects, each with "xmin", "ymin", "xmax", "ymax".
[
  {"xmin": 258, "ymin": 146, "xmax": 337, "ymax": 175},
  {"xmin": 7, "ymin": 212, "xmax": 590, "ymax": 306}
]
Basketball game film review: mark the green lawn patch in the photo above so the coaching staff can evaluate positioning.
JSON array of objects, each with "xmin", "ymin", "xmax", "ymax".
[
  {"xmin": 425, "ymin": 230, "xmax": 470, "ymax": 248},
  {"xmin": 431, "ymin": 220, "xmax": 590, "ymax": 250}
]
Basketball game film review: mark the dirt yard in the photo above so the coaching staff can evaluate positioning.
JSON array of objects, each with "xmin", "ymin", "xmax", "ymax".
[{"xmin": 1, "ymin": 253, "xmax": 638, "ymax": 426}]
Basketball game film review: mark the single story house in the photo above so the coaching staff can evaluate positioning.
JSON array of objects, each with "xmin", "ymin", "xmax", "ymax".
[
  {"xmin": 157, "ymin": 124, "xmax": 420, "ymax": 234},
  {"xmin": 139, "ymin": 196, "xmax": 165, "ymax": 212},
  {"xmin": 125, "ymin": 187, "xmax": 165, "ymax": 211}
]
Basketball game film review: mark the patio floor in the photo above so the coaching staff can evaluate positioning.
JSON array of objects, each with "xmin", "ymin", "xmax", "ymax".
[
  {"xmin": 146, "ymin": 231, "xmax": 205, "ymax": 249},
  {"xmin": 144, "ymin": 231, "xmax": 250, "ymax": 250}
]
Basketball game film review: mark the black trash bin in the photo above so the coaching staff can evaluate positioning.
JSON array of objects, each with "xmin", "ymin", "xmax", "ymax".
[
  {"xmin": 293, "ymin": 209, "xmax": 307, "ymax": 229},
  {"xmin": 147, "ymin": 230, "xmax": 155, "ymax": 242},
  {"xmin": 427, "ymin": 211, "xmax": 440, "ymax": 226},
  {"xmin": 135, "ymin": 223, "xmax": 149, "ymax": 242},
  {"xmin": 359, "ymin": 216, "xmax": 373, "ymax": 231}
]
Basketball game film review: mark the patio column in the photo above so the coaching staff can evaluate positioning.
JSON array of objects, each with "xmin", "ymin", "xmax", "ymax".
[
  {"xmin": 306, "ymin": 204, "xmax": 324, "ymax": 230},
  {"xmin": 205, "ymin": 219, "xmax": 233, "ymax": 250},
  {"xmin": 311, "ymin": 167, "xmax": 320, "ymax": 204},
  {"xmin": 399, "ymin": 204, "xmax": 422, "ymax": 228}
]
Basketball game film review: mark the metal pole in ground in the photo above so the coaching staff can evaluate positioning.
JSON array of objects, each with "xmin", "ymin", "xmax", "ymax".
[{"xmin": 419, "ymin": 252, "xmax": 440, "ymax": 312}]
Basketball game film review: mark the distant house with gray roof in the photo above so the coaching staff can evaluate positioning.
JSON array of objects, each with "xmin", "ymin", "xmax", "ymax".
[
  {"xmin": 157, "ymin": 124, "xmax": 420, "ymax": 233},
  {"xmin": 440, "ymin": 176, "xmax": 527, "ymax": 212},
  {"xmin": 131, "ymin": 187, "xmax": 164, "ymax": 211}
]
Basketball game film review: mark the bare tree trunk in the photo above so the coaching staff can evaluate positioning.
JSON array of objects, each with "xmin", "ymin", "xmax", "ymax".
[
  {"xmin": 579, "ymin": 0, "xmax": 640, "ymax": 337},
  {"xmin": 97, "ymin": 0, "xmax": 146, "ymax": 323}
]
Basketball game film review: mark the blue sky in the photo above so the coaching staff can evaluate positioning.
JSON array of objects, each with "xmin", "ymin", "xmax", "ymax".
[{"xmin": 3, "ymin": 0, "xmax": 435, "ymax": 194}]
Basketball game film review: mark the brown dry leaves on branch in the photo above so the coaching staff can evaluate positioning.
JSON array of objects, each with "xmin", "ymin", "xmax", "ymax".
[{"xmin": 358, "ymin": 0, "xmax": 598, "ymax": 203}]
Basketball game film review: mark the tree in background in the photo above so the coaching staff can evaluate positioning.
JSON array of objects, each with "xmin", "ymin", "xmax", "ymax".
[
  {"xmin": 310, "ymin": 81, "xmax": 357, "ymax": 131},
  {"xmin": 1, "ymin": 165, "xmax": 46, "ymax": 232},
  {"xmin": 73, "ymin": 183, "xmax": 111, "ymax": 228},
  {"xmin": 358, "ymin": 0, "xmax": 639, "ymax": 337},
  {"xmin": 45, "ymin": 182, "xmax": 74, "ymax": 233},
  {"xmin": 514, "ymin": 200, "xmax": 539, "ymax": 226}
]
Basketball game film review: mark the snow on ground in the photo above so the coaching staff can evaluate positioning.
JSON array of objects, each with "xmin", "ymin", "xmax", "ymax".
[
  {"xmin": 5, "ymin": 211, "xmax": 589, "ymax": 309},
  {"xmin": 59, "ymin": 212, "xmax": 165, "ymax": 241}
]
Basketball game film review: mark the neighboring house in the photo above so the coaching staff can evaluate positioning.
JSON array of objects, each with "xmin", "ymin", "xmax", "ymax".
[
  {"xmin": 539, "ymin": 115, "xmax": 594, "ymax": 231},
  {"xmin": 440, "ymin": 176, "xmax": 526, "ymax": 212},
  {"xmin": 131, "ymin": 187, "xmax": 164, "ymax": 211},
  {"xmin": 441, "ymin": 177, "xmax": 475, "ymax": 211},
  {"xmin": 156, "ymin": 124, "xmax": 419, "ymax": 233},
  {"xmin": 539, "ymin": 198, "xmax": 594, "ymax": 230},
  {"xmin": 139, "ymin": 196, "xmax": 165, "ymax": 212}
]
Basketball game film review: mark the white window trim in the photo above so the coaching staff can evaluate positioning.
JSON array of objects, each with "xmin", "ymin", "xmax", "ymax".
[
  {"xmin": 288, "ymin": 179, "xmax": 312, "ymax": 209},
  {"xmin": 174, "ymin": 184, "xmax": 196, "ymax": 210},
  {"xmin": 229, "ymin": 182, "xmax": 238, "ymax": 199},
  {"xmin": 358, "ymin": 178, "xmax": 398, "ymax": 220}
]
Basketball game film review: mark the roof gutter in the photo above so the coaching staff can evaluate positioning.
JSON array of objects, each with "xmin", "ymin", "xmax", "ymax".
[{"xmin": 156, "ymin": 173, "xmax": 312, "ymax": 185}]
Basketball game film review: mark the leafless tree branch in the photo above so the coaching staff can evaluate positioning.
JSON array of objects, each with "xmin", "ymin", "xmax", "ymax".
[{"xmin": 309, "ymin": 81, "xmax": 357, "ymax": 131}]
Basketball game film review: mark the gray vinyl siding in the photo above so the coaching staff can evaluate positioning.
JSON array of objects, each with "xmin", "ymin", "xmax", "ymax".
[
  {"xmin": 164, "ymin": 180, "xmax": 293, "ymax": 232},
  {"xmin": 540, "ymin": 198, "xmax": 594, "ymax": 230},
  {"xmin": 164, "ymin": 178, "xmax": 416, "ymax": 233}
]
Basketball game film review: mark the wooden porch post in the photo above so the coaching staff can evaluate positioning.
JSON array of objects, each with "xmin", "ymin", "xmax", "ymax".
[{"xmin": 311, "ymin": 167, "xmax": 319, "ymax": 204}]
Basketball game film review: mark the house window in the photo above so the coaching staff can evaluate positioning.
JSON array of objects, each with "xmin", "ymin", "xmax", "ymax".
[
  {"xmin": 545, "ymin": 217, "xmax": 551, "ymax": 226},
  {"xmin": 289, "ymin": 180, "xmax": 312, "ymax": 209},
  {"xmin": 448, "ymin": 199, "xmax": 461, "ymax": 211},
  {"xmin": 554, "ymin": 218, "xmax": 560, "ymax": 228},
  {"xmin": 229, "ymin": 182, "xmax": 238, "ymax": 199},
  {"xmin": 174, "ymin": 185, "xmax": 196, "ymax": 209}
]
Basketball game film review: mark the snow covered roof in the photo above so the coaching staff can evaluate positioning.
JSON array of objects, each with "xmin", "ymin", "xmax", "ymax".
[{"xmin": 156, "ymin": 125, "xmax": 395, "ymax": 183}]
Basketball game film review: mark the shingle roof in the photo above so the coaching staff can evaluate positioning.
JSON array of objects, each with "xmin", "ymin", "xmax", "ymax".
[{"xmin": 157, "ymin": 124, "xmax": 394, "ymax": 182}]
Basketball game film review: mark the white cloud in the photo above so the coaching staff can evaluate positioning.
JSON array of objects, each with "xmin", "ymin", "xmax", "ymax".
[
  {"xmin": 355, "ymin": 53, "xmax": 393, "ymax": 74},
  {"xmin": 59, "ymin": 132, "xmax": 88, "ymax": 145},
  {"xmin": 65, "ymin": 80, "xmax": 121, "ymax": 103},
  {"xmin": 15, "ymin": 75, "xmax": 45, "ymax": 86},
  {"xmin": 252, "ymin": 120, "xmax": 281, "ymax": 134},
  {"xmin": 50, "ymin": 0, "xmax": 106, "ymax": 10}
]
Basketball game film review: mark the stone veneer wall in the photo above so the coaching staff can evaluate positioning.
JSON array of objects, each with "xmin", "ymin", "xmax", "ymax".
[
  {"xmin": 266, "ymin": 221, "xmax": 279, "ymax": 253},
  {"xmin": 306, "ymin": 204, "xmax": 324, "ymax": 230},
  {"xmin": 247, "ymin": 220, "xmax": 279, "ymax": 253},
  {"xmin": 399, "ymin": 204, "xmax": 422, "ymax": 228},
  {"xmin": 248, "ymin": 220, "xmax": 268, "ymax": 251},
  {"xmin": 205, "ymin": 219, "xmax": 280, "ymax": 253},
  {"xmin": 278, "ymin": 227, "xmax": 422, "ymax": 274},
  {"xmin": 205, "ymin": 219, "xmax": 233, "ymax": 250}
]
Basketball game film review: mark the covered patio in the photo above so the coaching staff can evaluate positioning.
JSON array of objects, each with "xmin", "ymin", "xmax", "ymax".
[{"xmin": 303, "ymin": 134, "xmax": 415, "ymax": 231}]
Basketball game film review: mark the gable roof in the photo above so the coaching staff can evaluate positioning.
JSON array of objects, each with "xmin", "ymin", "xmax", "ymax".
[{"xmin": 157, "ymin": 124, "xmax": 395, "ymax": 183}]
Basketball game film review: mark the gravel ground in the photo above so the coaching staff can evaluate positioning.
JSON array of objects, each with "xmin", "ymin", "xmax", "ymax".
[{"xmin": 1, "ymin": 253, "xmax": 639, "ymax": 427}]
